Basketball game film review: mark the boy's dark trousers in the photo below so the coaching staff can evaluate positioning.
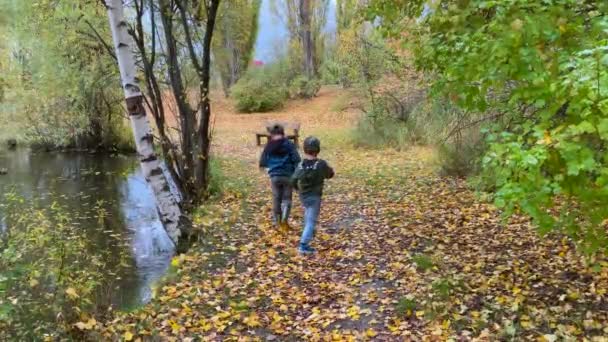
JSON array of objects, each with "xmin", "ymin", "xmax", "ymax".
[{"xmin": 270, "ymin": 176, "xmax": 292, "ymax": 224}]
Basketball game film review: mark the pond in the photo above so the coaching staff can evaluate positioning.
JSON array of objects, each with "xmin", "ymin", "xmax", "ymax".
[{"xmin": 0, "ymin": 149, "xmax": 174, "ymax": 310}]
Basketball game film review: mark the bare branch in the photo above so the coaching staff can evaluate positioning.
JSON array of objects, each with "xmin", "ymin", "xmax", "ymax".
[
  {"xmin": 84, "ymin": 19, "xmax": 116, "ymax": 60},
  {"xmin": 175, "ymin": 0, "xmax": 203, "ymax": 72}
]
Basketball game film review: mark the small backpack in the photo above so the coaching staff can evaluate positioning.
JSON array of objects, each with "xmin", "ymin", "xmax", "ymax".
[{"xmin": 297, "ymin": 160, "xmax": 321, "ymax": 190}]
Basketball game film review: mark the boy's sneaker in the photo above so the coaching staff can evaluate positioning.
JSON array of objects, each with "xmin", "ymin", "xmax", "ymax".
[{"xmin": 298, "ymin": 243, "xmax": 315, "ymax": 255}]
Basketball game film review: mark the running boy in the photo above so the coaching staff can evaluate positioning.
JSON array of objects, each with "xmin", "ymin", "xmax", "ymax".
[
  {"xmin": 291, "ymin": 136, "xmax": 334, "ymax": 254},
  {"xmin": 259, "ymin": 124, "xmax": 301, "ymax": 227}
]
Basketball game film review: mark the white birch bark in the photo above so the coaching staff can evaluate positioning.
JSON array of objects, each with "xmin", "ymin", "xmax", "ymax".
[{"xmin": 106, "ymin": 0, "xmax": 184, "ymax": 245}]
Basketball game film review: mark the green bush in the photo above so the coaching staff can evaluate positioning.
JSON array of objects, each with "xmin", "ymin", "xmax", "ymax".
[
  {"xmin": 352, "ymin": 116, "xmax": 412, "ymax": 149},
  {"xmin": 351, "ymin": 98, "xmax": 437, "ymax": 149},
  {"xmin": 288, "ymin": 76, "xmax": 321, "ymax": 99},
  {"xmin": 207, "ymin": 158, "xmax": 226, "ymax": 198},
  {"xmin": 437, "ymin": 132, "xmax": 486, "ymax": 178},
  {"xmin": 319, "ymin": 58, "xmax": 343, "ymax": 86},
  {"xmin": 352, "ymin": 97, "xmax": 491, "ymax": 177},
  {"xmin": 231, "ymin": 68, "xmax": 288, "ymax": 113}
]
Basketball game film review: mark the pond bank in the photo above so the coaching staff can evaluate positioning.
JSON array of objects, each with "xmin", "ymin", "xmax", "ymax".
[{"xmin": 0, "ymin": 149, "xmax": 177, "ymax": 339}]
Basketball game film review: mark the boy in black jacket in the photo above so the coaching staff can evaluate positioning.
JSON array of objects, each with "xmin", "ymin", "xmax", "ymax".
[
  {"xmin": 291, "ymin": 136, "xmax": 334, "ymax": 254},
  {"xmin": 259, "ymin": 124, "xmax": 301, "ymax": 227}
]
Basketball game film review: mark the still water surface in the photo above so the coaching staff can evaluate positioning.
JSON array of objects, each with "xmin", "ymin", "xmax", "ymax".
[{"xmin": 0, "ymin": 149, "xmax": 174, "ymax": 309}]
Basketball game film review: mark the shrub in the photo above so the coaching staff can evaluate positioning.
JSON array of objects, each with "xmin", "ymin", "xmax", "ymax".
[
  {"xmin": 288, "ymin": 76, "xmax": 321, "ymax": 99},
  {"xmin": 437, "ymin": 131, "xmax": 486, "ymax": 178},
  {"xmin": 207, "ymin": 158, "xmax": 225, "ymax": 198},
  {"xmin": 352, "ymin": 115, "xmax": 413, "ymax": 149},
  {"xmin": 231, "ymin": 68, "xmax": 288, "ymax": 113},
  {"xmin": 319, "ymin": 58, "xmax": 343, "ymax": 86},
  {"xmin": 352, "ymin": 95, "xmax": 492, "ymax": 177},
  {"xmin": 351, "ymin": 96, "xmax": 435, "ymax": 150}
]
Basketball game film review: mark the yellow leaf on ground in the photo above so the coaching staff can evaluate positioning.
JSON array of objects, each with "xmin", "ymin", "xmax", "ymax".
[
  {"xmin": 124, "ymin": 331, "xmax": 134, "ymax": 341},
  {"xmin": 347, "ymin": 305, "xmax": 360, "ymax": 320},
  {"xmin": 171, "ymin": 257, "xmax": 180, "ymax": 267},
  {"xmin": 170, "ymin": 320, "xmax": 181, "ymax": 334},
  {"xmin": 82, "ymin": 318, "xmax": 96, "ymax": 330},
  {"xmin": 244, "ymin": 312, "xmax": 261, "ymax": 327}
]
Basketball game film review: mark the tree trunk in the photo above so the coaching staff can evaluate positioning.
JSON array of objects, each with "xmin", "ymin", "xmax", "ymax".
[
  {"xmin": 159, "ymin": 1, "xmax": 197, "ymax": 202},
  {"xmin": 194, "ymin": 0, "xmax": 220, "ymax": 197},
  {"xmin": 215, "ymin": 0, "xmax": 260, "ymax": 97},
  {"xmin": 299, "ymin": 0, "xmax": 315, "ymax": 79},
  {"xmin": 105, "ymin": 0, "xmax": 187, "ymax": 246}
]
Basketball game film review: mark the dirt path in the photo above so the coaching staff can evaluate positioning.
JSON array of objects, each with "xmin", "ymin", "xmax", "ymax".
[{"xmin": 99, "ymin": 88, "xmax": 608, "ymax": 341}]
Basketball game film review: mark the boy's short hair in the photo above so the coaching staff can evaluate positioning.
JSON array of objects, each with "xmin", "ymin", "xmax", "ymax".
[
  {"xmin": 269, "ymin": 124, "xmax": 285, "ymax": 136},
  {"xmin": 303, "ymin": 136, "xmax": 321, "ymax": 154}
]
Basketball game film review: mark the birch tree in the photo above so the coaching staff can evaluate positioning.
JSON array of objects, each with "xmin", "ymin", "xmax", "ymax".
[
  {"xmin": 105, "ymin": 0, "xmax": 186, "ymax": 246},
  {"xmin": 125, "ymin": 0, "xmax": 220, "ymax": 205}
]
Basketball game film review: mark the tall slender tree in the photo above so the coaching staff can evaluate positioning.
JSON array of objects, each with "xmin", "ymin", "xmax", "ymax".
[
  {"xmin": 214, "ymin": 0, "xmax": 261, "ymax": 96},
  {"xmin": 105, "ymin": 0, "xmax": 186, "ymax": 246},
  {"xmin": 272, "ymin": 0, "xmax": 329, "ymax": 78},
  {"xmin": 336, "ymin": 0, "xmax": 359, "ymax": 33},
  {"xmin": 299, "ymin": 0, "xmax": 314, "ymax": 78}
]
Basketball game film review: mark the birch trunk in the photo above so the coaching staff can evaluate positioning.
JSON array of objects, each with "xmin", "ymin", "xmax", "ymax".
[{"xmin": 105, "ymin": 0, "xmax": 185, "ymax": 245}]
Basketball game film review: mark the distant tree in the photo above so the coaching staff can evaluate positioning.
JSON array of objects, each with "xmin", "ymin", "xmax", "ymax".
[
  {"xmin": 272, "ymin": 0, "xmax": 329, "ymax": 79},
  {"xmin": 336, "ymin": 0, "xmax": 359, "ymax": 33},
  {"xmin": 0, "ymin": 0, "xmax": 127, "ymax": 149},
  {"xmin": 214, "ymin": 0, "xmax": 261, "ymax": 96}
]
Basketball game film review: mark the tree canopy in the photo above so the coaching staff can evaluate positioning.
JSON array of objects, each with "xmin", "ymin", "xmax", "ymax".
[{"xmin": 367, "ymin": 0, "xmax": 608, "ymax": 255}]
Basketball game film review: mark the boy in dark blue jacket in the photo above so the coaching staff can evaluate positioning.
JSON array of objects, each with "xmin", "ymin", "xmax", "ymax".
[{"xmin": 259, "ymin": 124, "xmax": 301, "ymax": 227}]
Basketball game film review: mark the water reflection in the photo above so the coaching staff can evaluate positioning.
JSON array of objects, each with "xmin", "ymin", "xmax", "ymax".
[
  {"xmin": 121, "ymin": 172, "xmax": 174, "ymax": 303},
  {"xmin": 0, "ymin": 149, "xmax": 174, "ymax": 308}
]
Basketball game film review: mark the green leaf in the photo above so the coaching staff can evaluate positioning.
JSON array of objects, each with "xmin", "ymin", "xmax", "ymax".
[{"xmin": 598, "ymin": 119, "xmax": 608, "ymax": 140}]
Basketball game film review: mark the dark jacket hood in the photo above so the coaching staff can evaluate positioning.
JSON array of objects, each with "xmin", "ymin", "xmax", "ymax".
[{"xmin": 263, "ymin": 138, "xmax": 291, "ymax": 156}]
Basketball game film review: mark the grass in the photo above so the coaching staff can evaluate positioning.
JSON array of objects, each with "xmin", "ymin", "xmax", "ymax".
[
  {"xmin": 329, "ymin": 90, "xmax": 357, "ymax": 113},
  {"xmin": 412, "ymin": 254, "xmax": 434, "ymax": 271},
  {"xmin": 395, "ymin": 297, "xmax": 417, "ymax": 317},
  {"xmin": 431, "ymin": 278, "xmax": 454, "ymax": 299}
]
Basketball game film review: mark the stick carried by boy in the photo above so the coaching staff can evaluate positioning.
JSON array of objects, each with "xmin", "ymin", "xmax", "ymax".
[
  {"xmin": 259, "ymin": 124, "xmax": 301, "ymax": 228},
  {"xmin": 292, "ymin": 136, "xmax": 335, "ymax": 254}
]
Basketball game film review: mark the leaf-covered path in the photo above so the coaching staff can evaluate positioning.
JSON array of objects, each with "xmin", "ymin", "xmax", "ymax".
[{"xmin": 100, "ymin": 89, "xmax": 608, "ymax": 341}]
